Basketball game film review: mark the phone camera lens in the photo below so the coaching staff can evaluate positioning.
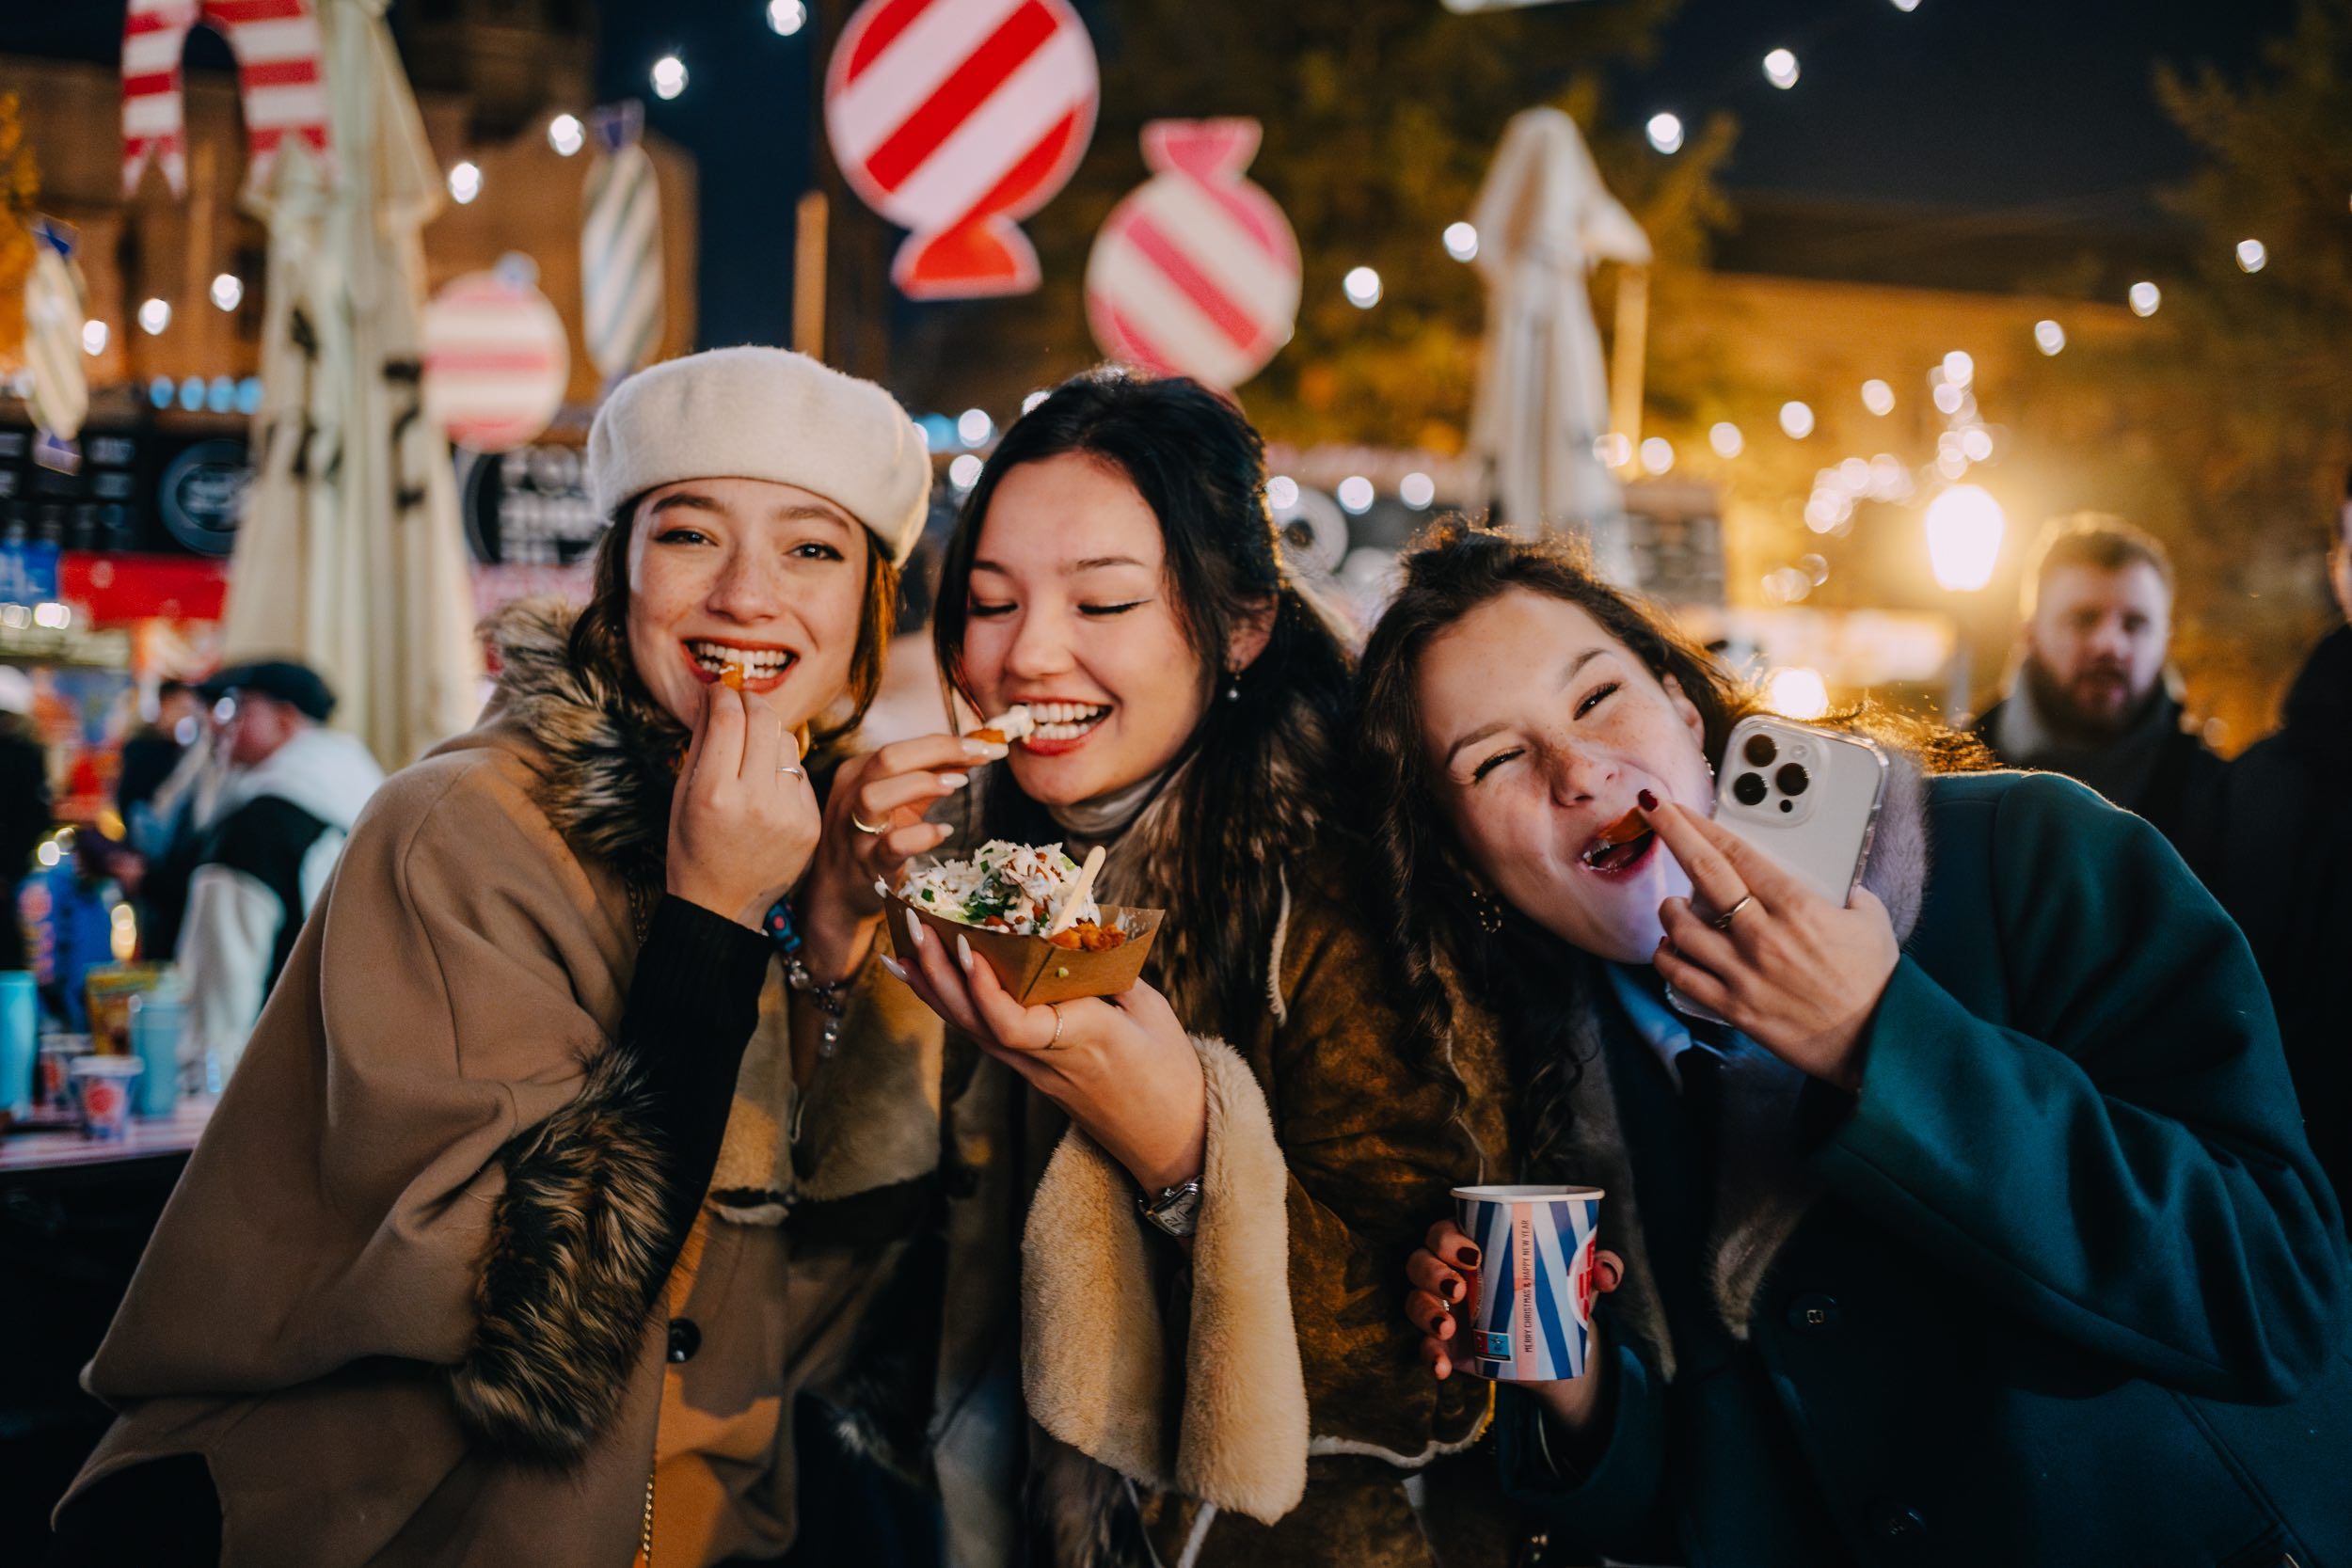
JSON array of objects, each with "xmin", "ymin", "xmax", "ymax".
[
  {"xmin": 1776, "ymin": 763, "xmax": 1810, "ymax": 797},
  {"xmin": 1742, "ymin": 734, "xmax": 1777, "ymax": 768},
  {"xmin": 1732, "ymin": 772, "xmax": 1768, "ymax": 806}
]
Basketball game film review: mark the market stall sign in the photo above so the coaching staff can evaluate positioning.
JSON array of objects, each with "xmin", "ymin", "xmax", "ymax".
[
  {"xmin": 156, "ymin": 438, "xmax": 250, "ymax": 557},
  {"xmin": 824, "ymin": 0, "xmax": 1099, "ymax": 299},
  {"xmin": 458, "ymin": 443, "xmax": 603, "ymax": 567},
  {"xmin": 60, "ymin": 550, "xmax": 228, "ymax": 623},
  {"xmin": 1086, "ymin": 119, "xmax": 1300, "ymax": 389}
]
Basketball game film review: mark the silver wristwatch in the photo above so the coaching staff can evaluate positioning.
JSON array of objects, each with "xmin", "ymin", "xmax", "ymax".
[{"xmin": 1137, "ymin": 1178, "xmax": 1204, "ymax": 1239}]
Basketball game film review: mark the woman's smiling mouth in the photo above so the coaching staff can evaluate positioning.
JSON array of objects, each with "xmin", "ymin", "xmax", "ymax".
[
  {"xmin": 682, "ymin": 639, "xmax": 797, "ymax": 691},
  {"xmin": 1014, "ymin": 700, "xmax": 1113, "ymax": 752}
]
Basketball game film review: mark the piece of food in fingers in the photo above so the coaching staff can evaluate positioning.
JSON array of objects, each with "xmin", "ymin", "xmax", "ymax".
[
  {"xmin": 968, "ymin": 705, "xmax": 1034, "ymax": 747},
  {"xmin": 720, "ymin": 659, "xmax": 746, "ymax": 690},
  {"xmin": 1581, "ymin": 804, "xmax": 1660, "ymax": 875},
  {"xmin": 885, "ymin": 840, "xmax": 1160, "ymax": 1003}
]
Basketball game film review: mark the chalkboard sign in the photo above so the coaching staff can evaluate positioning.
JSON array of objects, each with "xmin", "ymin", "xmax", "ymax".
[{"xmin": 459, "ymin": 443, "xmax": 606, "ymax": 568}]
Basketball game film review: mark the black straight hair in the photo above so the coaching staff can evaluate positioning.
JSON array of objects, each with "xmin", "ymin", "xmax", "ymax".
[{"xmin": 931, "ymin": 370, "xmax": 1357, "ymax": 1045}]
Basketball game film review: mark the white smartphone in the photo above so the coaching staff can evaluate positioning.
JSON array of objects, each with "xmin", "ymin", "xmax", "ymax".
[{"xmin": 1664, "ymin": 717, "xmax": 1889, "ymax": 1024}]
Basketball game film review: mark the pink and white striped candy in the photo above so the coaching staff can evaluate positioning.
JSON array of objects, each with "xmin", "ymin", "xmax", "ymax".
[
  {"xmin": 824, "ymin": 0, "xmax": 1099, "ymax": 300},
  {"xmin": 421, "ymin": 272, "xmax": 570, "ymax": 455},
  {"xmin": 121, "ymin": 0, "xmax": 332, "ymax": 198},
  {"xmin": 1086, "ymin": 119, "xmax": 1300, "ymax": 390}
]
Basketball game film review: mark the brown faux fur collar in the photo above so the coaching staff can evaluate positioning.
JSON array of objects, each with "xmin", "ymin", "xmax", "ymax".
[
  {"xmin": 484, "ymin": 598, "xmax": 689, "ymax": 890},
  {"xmin": 1543, "ymin": 748, "xmax": 1934, "ymax": 1382}
]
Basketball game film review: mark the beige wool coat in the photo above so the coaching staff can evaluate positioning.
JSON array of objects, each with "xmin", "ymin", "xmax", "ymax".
[{"xmin": 61, "ymin": 605, "xmax": 946, "ymax": 1567}]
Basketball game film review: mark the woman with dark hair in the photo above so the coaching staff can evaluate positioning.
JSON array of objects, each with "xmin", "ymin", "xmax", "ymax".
[
  {"xmin": 1365, "ymin": 521, "xmax": 2352, "ymax": 1567},
  {"xmin": 822, "ymin": 371, "xmax": 1507, "ymax": 1566},
  {"xmin": 53, "ymin": 348, "xmax": 951, "ymax": 1568}
]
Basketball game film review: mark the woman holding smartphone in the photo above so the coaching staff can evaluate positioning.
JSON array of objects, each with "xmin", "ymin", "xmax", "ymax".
[
  {"xmin": 1367, "ymin": 522, "xmax": 2352, "ymax": 1567},
  {"xmin": 832, "ymin": 372, "xmax": 1508, "ymax": 1566},
  {"xmin": 54, "ymin": 348, "xmax": 947, "ymax": 1568}
]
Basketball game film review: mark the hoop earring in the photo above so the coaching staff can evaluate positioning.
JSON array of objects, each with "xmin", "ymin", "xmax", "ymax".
[{"xmin": 1469, "ymin": 887, "xmax": 1505, "ymax": 936}]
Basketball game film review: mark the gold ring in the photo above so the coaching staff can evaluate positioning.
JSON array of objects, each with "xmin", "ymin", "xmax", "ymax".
[
  {"xmin": 850, "ymin": 810, "xmax": 889, "ymax": 835},
  {"xmin": 1712, "ymin": 893, "xmax": 1756, "ymax": 932},
  {"xmin": 1045, "ymin": 1004, "xmax": 1065, "ymax": 1050}
]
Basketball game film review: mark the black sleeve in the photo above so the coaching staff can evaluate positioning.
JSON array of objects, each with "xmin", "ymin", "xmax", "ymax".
[{"xmin": 620, "ymin": 894, "xmax": 775, "ymax": 1291}]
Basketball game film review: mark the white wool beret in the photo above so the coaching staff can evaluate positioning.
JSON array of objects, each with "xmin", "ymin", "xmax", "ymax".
[{"xmin": 586, "ymin": 346, "xmax": 932, "ymax": 565}]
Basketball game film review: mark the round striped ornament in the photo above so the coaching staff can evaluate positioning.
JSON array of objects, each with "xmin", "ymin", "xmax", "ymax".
[
  {"xmin": 1086, "ymin": 119, "xmax": 1300, "ymax": 390},
  {"xmin": 824, "ymin": 0, "xmax": 1099, "ymax": 300},
  {"xmin": 421, "ymin": 271, "xmax": 569, "ymax": 454}
]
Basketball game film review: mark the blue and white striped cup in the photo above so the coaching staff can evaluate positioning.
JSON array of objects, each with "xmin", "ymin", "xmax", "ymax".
[{"xmin": 1452, "ymin": 1184, "xmax": 1604, "ymax": 1382}]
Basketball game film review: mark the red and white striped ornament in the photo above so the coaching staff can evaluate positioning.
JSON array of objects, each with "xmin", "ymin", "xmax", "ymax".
[
  {"xmin": 823, "ymin": 0, "xmax": 1099, "ymax": 300},
  {"xmin": 121, "ymin": 0, "xmax": 331, "ymax": 198},
  {"xmin": 1086, "ymin": 119, "xmax": 1300, "ymax": 390},
  {"xmin": 421, "ymin": 270, "xmax": 570, "ymax": 454}
]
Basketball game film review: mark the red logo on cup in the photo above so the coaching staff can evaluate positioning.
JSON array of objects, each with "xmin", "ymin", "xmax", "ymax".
[{"xmin": 86, "ymin": 1081, "xmax": 122, "ymax": 1119}]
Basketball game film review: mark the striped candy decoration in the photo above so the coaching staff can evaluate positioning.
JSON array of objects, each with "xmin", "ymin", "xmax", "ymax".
[
  {"xmin": 580, "ymin": 103, "xmax": 664, "ymax": 385},
  {"xmin": 20, "ymin": 223, "xmax": 88, "ymax": 442},
  {"xmin": 1453, "ymin": 1185, "xmax": 1602, "ymax": 1383},
  {"xmin": 823, "ymin": 0, "xmax": 1099, "ymax": 300},
  {"xmin": 1085, "ymin": 119, "xmax": 1300, "ymax": 391},
  {"xmin": 121, "ymin": 0, "xmax": 331, "ymax": 198},
  {"xmin": 421, "ymin": 270, "xmax": 570, "ymax": 455}
]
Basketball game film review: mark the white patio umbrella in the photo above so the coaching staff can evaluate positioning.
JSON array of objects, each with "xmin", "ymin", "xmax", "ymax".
[
  {"xmin": 220, "ymin": 0, "xmax": 482, "ymax": 768},
  {"xmin": 1467, "ymin": 106, "xmax": 1650, "ymax": 581}
]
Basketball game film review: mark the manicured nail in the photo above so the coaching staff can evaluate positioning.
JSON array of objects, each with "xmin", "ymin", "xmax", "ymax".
[
  {"xmin": 1440, "ymin": 1277, "xmax": 1462, "ymax": 1302},
  {"xmin": 961, "ymin": 739, "xmax": 1009, "ymax": 759},
  {"xmin": 1456, "ymin": 1244, "xmax": 1480, "ymax": 1267},
  {"xmin": 904, "ymin": 910, "xmax": 926, "ymax": 949},
  {"xmin": 956, "ymin": 933, "xmax": 974, "ymax": 973},
  {"xmin": 937, "ymin": 771, "xmax": 970, "ymax": 790},
  {"xmin": 1638, "ymin": 787, "xmax": 1659, "ymax": 812},
  {"xmin": 879, "ymin": 954, "xmax": 908, "ymax": 982}
]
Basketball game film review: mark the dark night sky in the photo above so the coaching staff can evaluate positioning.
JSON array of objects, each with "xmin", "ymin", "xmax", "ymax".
[{"xmin": 1, "ymin": 0, "xmax": 2298, "ymax": 345}]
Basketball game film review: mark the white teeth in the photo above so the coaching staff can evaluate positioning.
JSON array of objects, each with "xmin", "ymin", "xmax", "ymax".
[
  {"xmin": 689, "ymin": 641, "xmax": 792, "ymax": 674},
  {"xmin": 1022, "ymin": 701, "xmax": 1106, "ymax": 725}
]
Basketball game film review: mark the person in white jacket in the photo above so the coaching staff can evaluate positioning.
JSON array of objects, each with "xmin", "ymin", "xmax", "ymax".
[{"xmin": 178, "ymin": 660, "xmax": 384, "ymax": 1085}]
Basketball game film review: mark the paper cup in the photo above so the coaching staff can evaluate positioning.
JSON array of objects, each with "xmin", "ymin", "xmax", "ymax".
[
  {"xmin": 71, "ymin": 1054, "xmax": 144, "ymax": 1142},
  {"xmin": 1452, "ymin": 1184, "xmax": 1604, "ymax": 1382}
]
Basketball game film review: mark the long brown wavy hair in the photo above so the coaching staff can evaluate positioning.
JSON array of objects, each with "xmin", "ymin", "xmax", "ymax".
[
  {"xmin": 1356, "ymin": 521, "xmax": 1752, "ymax": 1162},
  {"xmin": 1357, "ymin": 520, "xmax": 1990, "ymax": 1167}
]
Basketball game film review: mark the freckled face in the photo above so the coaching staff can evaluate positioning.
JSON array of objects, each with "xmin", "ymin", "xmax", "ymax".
[
  {"xmin": 623, "ymin": 476, "xmax": 870, "ymax": 733},
  {"xmin": 1417, "ymin": 590, "xmax": 1715, "ymax": 963}
]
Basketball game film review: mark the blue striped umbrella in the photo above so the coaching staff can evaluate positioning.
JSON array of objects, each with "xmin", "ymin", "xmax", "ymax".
[{"xmin": 581, "ymin": 102, "xmax": 664, "ymax": 385}]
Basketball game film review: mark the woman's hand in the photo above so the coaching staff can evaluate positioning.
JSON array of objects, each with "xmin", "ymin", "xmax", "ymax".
[
  {"xmin": 886, "ymin": 911, "xmax": 1206, "ymax": 1195},
  {"xmin": 1641, "ymin": 796, "xmax": 1899, "ymax": 1090},
  {"xmin": 1406, "ymin": 1219, "xmax": 1623, "ymax": 1429},
  {"xmin": 795, "ymin": 732, "xmax": 1006, "ymax": 977},
  {"xmin": 665, "ymin": 682, "xmax": 823, "ymax": 929}
]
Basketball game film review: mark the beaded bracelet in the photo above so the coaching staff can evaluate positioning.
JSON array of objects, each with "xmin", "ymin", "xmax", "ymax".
[{"xmin": 765, "ymin": 896, "xmax": 854, "ymax": 1057}]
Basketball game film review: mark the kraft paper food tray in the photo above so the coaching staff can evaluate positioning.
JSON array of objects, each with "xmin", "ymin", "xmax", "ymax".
[{"xmin": 883, "ymin": 892, "xmax": 1163, "ymax": 1005}]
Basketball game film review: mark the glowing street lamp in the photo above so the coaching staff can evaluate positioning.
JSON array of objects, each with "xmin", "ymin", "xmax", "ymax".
[{"xmin": 1924, "ymin": 483, "xmax": 2005, "ymax": 593}]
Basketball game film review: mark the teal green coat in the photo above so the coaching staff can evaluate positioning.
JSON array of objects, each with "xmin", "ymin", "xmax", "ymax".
[{"xmin": 1501, "ymin": 771, "xmax": 2352, "ymax": 1567}]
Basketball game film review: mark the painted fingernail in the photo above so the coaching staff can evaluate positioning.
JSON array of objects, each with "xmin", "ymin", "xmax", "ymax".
[
  {"xmin": 956, "ymin": 933, "xmax": 974, "ymax": 973},
  {"xmin": 879, "ymin": 954, "xmax": 908, "ymax": 982},
  {"xmin": 1439, "ymin": 1277, "xmax": 1462, "ymax": 1302},
  {"xmin": 1638, "ymin": 787, "xmax": 1660, "ymax": 812},
  {"xmin": 905, "ymin": 910, "xmax": 926, "ymax": 949},
  {"xmin": 961, "ymin": 739, "xmax": 1009, "ymax": 759},
  {"xmin": 938, "ymin": 772, "xmax": 970, "ymax": 790},
  {"xmin": 1456, "ymin": 1244, "xmax": 1480, "ymax": 1267}
]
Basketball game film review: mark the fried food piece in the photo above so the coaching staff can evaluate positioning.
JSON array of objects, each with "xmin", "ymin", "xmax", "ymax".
[
  {"xmin": 720, "ymin": 662, "xmax": 746, "ymax": 690},
  {"xmin": 1046, "ymin": 920, "xmax": 1127, "ymax": 952},
  {"xmin": 1595, "ymin": 806, "xmax": 1646, "ymax": 847}
]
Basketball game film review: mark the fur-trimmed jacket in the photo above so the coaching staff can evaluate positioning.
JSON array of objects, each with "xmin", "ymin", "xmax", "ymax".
[
  {"xmin": 910, "ymin": 747, "xmax": 1516, "ymax": 1568},
  {"xmin": 61, "ymin": 603, "xmax": 945, "ymax": 1567}
]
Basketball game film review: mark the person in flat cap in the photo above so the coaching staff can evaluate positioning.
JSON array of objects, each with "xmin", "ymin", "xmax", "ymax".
[
  {"xmin": 54, "ymin": 348, "xmax": 961, "ymax": 1568},
  {"xmin": 174, "ymin": 657, "xmax": 383, "ymax": 1085}
]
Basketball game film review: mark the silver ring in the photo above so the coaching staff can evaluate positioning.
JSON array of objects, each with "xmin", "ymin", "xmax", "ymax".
[
  {"xmin": 1712, "ymin": 893, "xmax": 1756, "ymax": 932},
  {"xmin": 777, "ymin": 764, "xmax": 804, "ymax": 777},
  {"xmin": 850, "ymin": 810, "xmax": 888, "ymax": 834},
  {"xmin": 1045, "ymin": 1003, "xmax": 1065, "ymax": 1050}
]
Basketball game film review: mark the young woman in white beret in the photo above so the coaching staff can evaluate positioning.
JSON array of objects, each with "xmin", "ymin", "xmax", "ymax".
[{"xmin": 51, "ymin": 347, "xmax": 961, "ymax": 1568}]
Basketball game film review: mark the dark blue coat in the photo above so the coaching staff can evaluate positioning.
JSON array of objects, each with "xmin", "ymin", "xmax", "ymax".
[{"xmin": 1501, "ymin": 772, "xmax": 2352, "ymax": 1568}]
